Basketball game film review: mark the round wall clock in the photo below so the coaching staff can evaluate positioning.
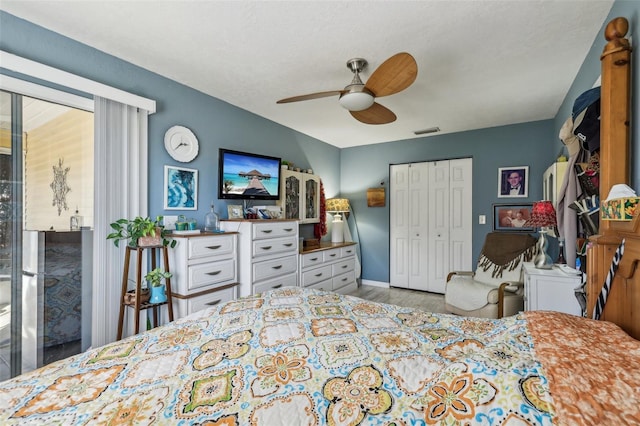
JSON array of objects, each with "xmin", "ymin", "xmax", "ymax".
[{"xmin": 164, "ymin": 125, "xmax": 199, "ymax": 162}]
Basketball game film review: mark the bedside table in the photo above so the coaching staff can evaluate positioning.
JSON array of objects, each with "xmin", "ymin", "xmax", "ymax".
[{"xmin": 522, "ymin": 262, "xmax": 582, "ymax": 316}]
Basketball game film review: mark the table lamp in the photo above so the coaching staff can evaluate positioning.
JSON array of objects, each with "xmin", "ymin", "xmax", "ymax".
[
  {"xmin": 326, "ymin": 198, "xmax": 350, "ymax": 243},
  {"xmin": 524, "ymin": 200, "xmax": 557, "ymax": 269}
]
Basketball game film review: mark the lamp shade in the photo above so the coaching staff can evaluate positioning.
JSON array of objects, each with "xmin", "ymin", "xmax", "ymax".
[
  {"xmin": 339, "ymin": 91, "xmax": 374, "ymax": 111},
  {"xmin": 524, "ymin": 200, "xmax": 557, "ymax": 228},
  {"xmin": 326, "ymin": 198, "xmax": 350, "ymax": 213}
]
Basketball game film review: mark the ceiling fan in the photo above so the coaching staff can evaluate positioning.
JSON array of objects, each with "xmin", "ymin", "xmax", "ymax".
[{"xmin": 276, "ymin": 52, "xmax": 417, "ymax": 125}]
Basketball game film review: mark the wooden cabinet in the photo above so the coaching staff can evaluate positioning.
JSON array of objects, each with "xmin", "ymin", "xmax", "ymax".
[
  {"xmin": 523, "ymin": 262, "xmax": 581, "ymax": 315},
  {"xmin": 278, "ymin": 169, "xmax": 320, "ymax": 224},
  {"xmin": 220, "ymin": 220, "xmax": 298, "ymax": 296},
  {"xmin": 169, "ymin": 232, "xmax": 239, "ymax": 318},
  {"xmin": 300, "ymin": 242, "xmax": 357, "ymax": 294}
]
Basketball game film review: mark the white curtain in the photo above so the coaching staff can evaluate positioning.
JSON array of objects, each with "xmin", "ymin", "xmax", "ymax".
[{"xmin": 92, "ymin": 97, "xmax": 148, "ymax": 347}]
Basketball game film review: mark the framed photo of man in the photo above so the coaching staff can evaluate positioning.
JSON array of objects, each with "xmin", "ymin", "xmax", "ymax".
[{"xmin": 498, "ymin": 166, "xmax": 529, "ymax": 198}]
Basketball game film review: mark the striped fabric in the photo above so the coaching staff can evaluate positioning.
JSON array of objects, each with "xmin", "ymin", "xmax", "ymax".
[{"xmin": 593, "ymin": 238, "xmax": 625, "ymax": 320}]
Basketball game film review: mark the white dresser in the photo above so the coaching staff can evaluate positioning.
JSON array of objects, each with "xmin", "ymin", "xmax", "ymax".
[
  {"xmin": 169, "ymin": 232, "xmax": 239, "ymax": 318},
  {"xmin": 523, "ymin": 262, "xmax": 582, "ymax": 316},
  {"xmin": 300, "ymin": 242, "xmax": 357, "ymax": 294},
  {"xmin": 221, "ymin": 220, "xmax": 298, "ymax": 297}
]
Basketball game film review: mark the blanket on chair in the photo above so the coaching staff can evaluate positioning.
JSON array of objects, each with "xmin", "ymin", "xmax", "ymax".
[{"xmin": 477, "ymin": 232, "xmax": 537, "ymax": 278}]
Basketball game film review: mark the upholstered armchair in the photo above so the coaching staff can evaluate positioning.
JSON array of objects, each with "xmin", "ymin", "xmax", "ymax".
[{"xmin": 445, "ymin": 232, "xmax": 538, "ymax": 318}]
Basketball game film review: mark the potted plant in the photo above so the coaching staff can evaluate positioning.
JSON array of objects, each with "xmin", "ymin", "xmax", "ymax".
[
  {"xmin": 107, "ymin": 216, "xmax": 176, "ymax": 248},
  {"xmin": 145, "ymin": 267, "xmax": 172, "ymax": 304}
]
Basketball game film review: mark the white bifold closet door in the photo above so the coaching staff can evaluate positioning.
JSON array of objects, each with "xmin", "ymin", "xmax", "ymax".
[{"xmin": 390, "ymin": 158, "xmax": 472, "ymax": 293}]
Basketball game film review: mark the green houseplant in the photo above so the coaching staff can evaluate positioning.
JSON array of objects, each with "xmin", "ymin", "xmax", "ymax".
[
  {"xmin": 145, "ymin": 267, "xmax": 172, "ymax": 304},
  {"xmin": 107, "ymin": 216, "xmax": 176, "ymax": 248}
]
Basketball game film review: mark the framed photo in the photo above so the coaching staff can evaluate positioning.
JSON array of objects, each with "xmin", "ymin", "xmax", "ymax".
[
  {"xmin": 227, "ymin": 204, "xmax": 244, "ymax": 219},
  {"xmin": 164, "ymin": 165, "xmax": 198, "ymax": 210},
  {"xmin": 498, "ymin": 166, "xmax": 529, "ymax": 198},
  {"xmin": 493, "ymin": 203, "xmax": 534, "ymax": 232}
]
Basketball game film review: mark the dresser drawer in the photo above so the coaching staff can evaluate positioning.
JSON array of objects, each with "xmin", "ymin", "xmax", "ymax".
[
  {"xmin": 252, "ymin": 236, "xmax": 298, "ymax": 259},
  {"xmin": 253, "ymin": 222, "xmax": 297, "ymax": 240},
  {"xmin": 253, "ymin": 273, "xmax": 298, "ymax": 294},
  {"xmin": 173, "ymin": 285, "xmax": 236, "ymax": 317},
  {"xmin": 332, "ymin": 259, "xmax": 354, "ymax": 276},
  {"xmin": 301, "ymin": 265, "xmax": 332, "ymax": 287},
  {"xmin": 332, "ymin": 270, "xmax": 356, "ymax": 291},
  {"xmin": 301, "ymin": 251, "xmax": 324, "ymax": 268},
  {"xmin": 188, "ymin": 235, "xmax": 235, "ymax": 261},
  {"xmin": 253, "ymin": 254, "xmax": 298, "ymax": 283},
  {"xmin": 340, "ymin": 245, "xmax": 356, "ymax": 258},
  {"xmin": 307, "ymin": 279, "xmax": 333, "ymax": 292},
  {"xmin": 323, "ymin": 248, "xmax": 341, "ymax": 262},
  {"xmin": 186, "ymin": 258, "xmax": 236, "ymax": 292}
]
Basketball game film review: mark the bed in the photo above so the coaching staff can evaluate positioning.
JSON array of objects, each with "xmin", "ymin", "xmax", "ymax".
[
  {"xmin": 2, "ymin": 16, "xmax": 639, "ymax": 426},
  {"xmin": 1, "ymin": 286, "xmax": 639, "ymax": 425}
]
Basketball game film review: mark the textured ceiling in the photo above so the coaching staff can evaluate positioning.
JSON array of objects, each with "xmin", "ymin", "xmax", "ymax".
[{"xmin": 0, "ymin": 1, "xmax": 614, "ymax": 148}]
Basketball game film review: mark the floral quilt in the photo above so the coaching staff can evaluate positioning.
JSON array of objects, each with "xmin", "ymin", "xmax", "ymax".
[{"xmin": 1, "ymin": 287, "xmax": 638, "ymax": 425}]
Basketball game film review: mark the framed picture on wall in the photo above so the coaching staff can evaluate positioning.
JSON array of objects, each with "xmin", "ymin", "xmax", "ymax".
[
  {"xmin": 498, "ymin": 166, "xmax": 529, "ymax": 198},
  {"xmin": 164, "ymin": 165, "xmax": 198, "ymax": 210},
  {"xmin": 493, "ymin": 203, "xmax": 534, "ymax": 232}
]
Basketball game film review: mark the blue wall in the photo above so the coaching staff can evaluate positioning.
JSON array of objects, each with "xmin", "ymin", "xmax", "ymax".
[
  {"xmin": 2, "ymin": 0, "xmax": 639, "ymax": 284},
  {"xmin": 341, "ymin": 120, "xmax": 554, "ymax": 282},
  {"xmin": 0, "ymin": 11, "xmax": 341, "ymax": 241}
]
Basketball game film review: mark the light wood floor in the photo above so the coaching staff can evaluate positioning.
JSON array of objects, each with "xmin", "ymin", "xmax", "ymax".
[{"xmin": 345, "ymin": 284, "xmax": 447, "ymax": 314}]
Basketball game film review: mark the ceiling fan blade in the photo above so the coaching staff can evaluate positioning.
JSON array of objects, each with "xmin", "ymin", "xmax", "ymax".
[
  {"xmin": 364, "ymin": 52, "xmax": 417, "ymax": 98},
  {"xmin": 276, "ymin": 90, "xmax": 344, "ymax": 104},
  {"xmin": 350, "ymin": 102, "xmax": 397, "ymax": 125}
]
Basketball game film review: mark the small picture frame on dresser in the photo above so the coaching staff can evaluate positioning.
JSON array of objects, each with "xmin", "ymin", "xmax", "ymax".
[{"xmin": 227, "ymin": 205, "xmax": 243, "ymax": 219}]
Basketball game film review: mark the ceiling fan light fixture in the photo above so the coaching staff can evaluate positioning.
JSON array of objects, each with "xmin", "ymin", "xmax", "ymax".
[{"xmin": 339, "ymin": 91, "xmax": 374, "ymax": 111}]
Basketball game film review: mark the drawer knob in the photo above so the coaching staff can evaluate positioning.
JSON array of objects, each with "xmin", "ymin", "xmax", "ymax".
[
  {"xmin": 272, "ymin": 265, "xmax": 283, "ymax": 270},
  {"xmin": 206, "ymin": 270, "xmax": 222, "ymax": 276},
  {"xmin": 206, "ymin": 299, "xmax": 222, "ymax": 306},
  {"xmin": 284, "ymin": 243, "xmax": 293, "ymax": 247},
  {"xmin": 261, "ymin": 230, "xmax": 273, "ymax": 234},
  {"xmin": 262, "ymin": 246, "xmax": 272, "ymax": 250},
  {"xmin": 341, "ymin": 277, "xmax": 347, "ymax": 282},
  {"xmin": 206, "ymin": 245, "xmax": 222, "ymax": 250},
  {"xmin": 273, "ymin": 284, "xmax": 283, "ymax": 289},
  {"xmin": 311, "ymin": 257, "xmax": 319, "ymax": 261},
  {"xmin": 342, "ymin": 265, "xmax": 348, "ymax": 269},
  {"xmin": 329, "ymin": 254, "xmax": 337, "ymax": 257},
  {"xmin": 315, "ymin": 273, "xmax": 323, "ymax": 277},
  {"xmin": 284, "ymin": 228, "xmax": 293, "ymax": 232}
]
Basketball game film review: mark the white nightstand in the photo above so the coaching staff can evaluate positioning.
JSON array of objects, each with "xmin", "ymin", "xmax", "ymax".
[{"xmin": 522, "ymin": 262, "xmax": 582, "ymax": 316}]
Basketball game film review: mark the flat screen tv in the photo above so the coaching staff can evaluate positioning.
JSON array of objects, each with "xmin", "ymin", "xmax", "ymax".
[{"xmin": 218, "ymin": 148, "xmax": 281, "ymax": 200}]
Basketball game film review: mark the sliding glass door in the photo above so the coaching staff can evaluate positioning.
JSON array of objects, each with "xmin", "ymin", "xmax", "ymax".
[{"xmin": 0, "ymin": 90, "xmax": 94, "ymax": 380}]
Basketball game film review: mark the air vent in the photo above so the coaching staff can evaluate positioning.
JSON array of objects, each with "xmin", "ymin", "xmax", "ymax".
[{"xmin": 414, "ymin": 127, "xmax": 440, "ymax": 135}]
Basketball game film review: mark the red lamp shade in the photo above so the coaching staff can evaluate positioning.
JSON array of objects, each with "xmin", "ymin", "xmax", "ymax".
[{"xmin": 525, "ymin": 200, "xmax": 557, "ymax": 228}]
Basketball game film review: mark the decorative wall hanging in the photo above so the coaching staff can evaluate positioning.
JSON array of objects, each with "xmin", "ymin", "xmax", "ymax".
[
  {"xmin": 164, "ymin": 165, "xmax": 198, "ymax": 210},
  {"xmin": 50, "ymin": 158, "xmax": 70, "ymax": 216},
  {"xmin": 367, "ymin": 187, "xmax": 385, "ymax": 207}
]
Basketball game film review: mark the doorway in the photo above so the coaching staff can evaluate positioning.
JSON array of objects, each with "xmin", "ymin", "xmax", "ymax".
[{"xmin": 0, "ymin": 90, "xmax": 94, "ymax": 380}]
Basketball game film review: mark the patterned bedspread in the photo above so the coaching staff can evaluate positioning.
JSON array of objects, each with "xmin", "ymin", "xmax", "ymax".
[{"xmin": 1, "ymin": 287, "xmax": 639, "ymax": 425}]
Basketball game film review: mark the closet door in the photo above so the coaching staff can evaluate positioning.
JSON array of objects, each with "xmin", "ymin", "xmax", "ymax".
[
  {"xmin": 449, "ymin": 158, "xmax": 473, "ymax": 272},
  {"xmin": 407, "ymin": 162, "xmax": 430, "ymax": 291},
  {"xmin": 427, "ymin": 161, "xmax": 450, "ymax": 293},
  {"xmin": 389, "ymin": 164, "xmax": 409, "ymax": 287}
]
